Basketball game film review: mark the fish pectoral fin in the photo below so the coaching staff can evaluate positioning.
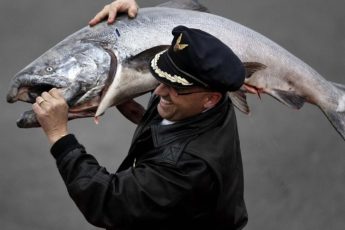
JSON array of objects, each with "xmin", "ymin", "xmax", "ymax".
[
  {"xmin": 229, "ymin": 89, "xmax": 250, "ymax": 114},
  {"xmin": 157, "ymin": 0, "xmax": 209, "ymax": 12},
  {"xmin": 243, "ymin": 62, "xmax": 267, "ymax": 79},
  {"xmin": 96, "ymin": 46, "xmax": 166, "ymax": 117},
  {"xmin": 124, "ymin": 45, "xmax": 170, "ymax": 71},
  {"xmin": 269, "ymin": 89, "xmax": 306, "ymax": 110}
]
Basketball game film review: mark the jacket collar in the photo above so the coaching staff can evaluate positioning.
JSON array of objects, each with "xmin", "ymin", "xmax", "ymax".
[{"xmin": 151, "ymin": 95, "xmax": 230, "ymax": 147}]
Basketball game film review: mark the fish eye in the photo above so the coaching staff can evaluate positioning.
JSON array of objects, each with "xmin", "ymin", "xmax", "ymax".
[{"xmin": 46, "ymin": 66, "xmax": 54, "ymax": 72}]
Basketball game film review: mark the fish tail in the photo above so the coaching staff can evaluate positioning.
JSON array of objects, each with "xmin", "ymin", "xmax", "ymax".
[{"xmin": 322, "ymin": 81, "xmax": 345, "ymax": 140}]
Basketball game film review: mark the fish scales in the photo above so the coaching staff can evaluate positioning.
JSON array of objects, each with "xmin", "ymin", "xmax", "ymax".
[{"xmin": 6, "ymin": 4, "xmax": 345, "ymax": 140}]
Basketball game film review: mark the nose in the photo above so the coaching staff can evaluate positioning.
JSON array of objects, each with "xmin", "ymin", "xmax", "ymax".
[{"xmin": 154, "ymin": 83, "xmax": 169, "ymax": 96}]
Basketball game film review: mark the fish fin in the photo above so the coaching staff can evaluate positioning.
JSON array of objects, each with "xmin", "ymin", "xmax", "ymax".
[
  {"xmin": 124, "ymin": 45, "xmax": 169, "ymax": 71},
  {"xmin": 243, "ymin": 62, "xmax": 267, "ymax": 78},
  {"xmin": 157, "ymin": 0, "xmax": 209, "ymax": 12},
  {"xmin": 330, "ymin": 81, "xmax": 345, "ymax": 91},
  {"xmin": 95, "ymin": 46, "xmax": 166, "ymax": 117},
  {"xmin": 269, "ymin": 89, "xmax": 306, "ymax": 109},
  {"xmin": 323, "ymin": 110, "xmax": 345, "ymax": 140},
  {"xmin": 229, "ymin": 90, "xmax": 250, "ymax": 114},
  {"xmin": 225, "ymin": 62, "xmax": 266, "ymax": 114},
  {"xmin": 323, "ymin": 83, "xmax": 345, "ymax": 140}
]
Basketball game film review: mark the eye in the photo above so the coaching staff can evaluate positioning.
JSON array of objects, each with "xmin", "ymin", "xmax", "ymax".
[{"xmin": 46, "ymin": 66, "xmax": 54, "ymax": 72}]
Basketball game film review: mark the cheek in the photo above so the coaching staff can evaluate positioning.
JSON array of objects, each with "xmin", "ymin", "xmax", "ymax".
[
  {"xmin": 157, "ymin": 98, "xmax": 177, "ymax": 117},
  {"xmin": 175, "ymin": 97, "xmax": 205, "ymax": 115}
]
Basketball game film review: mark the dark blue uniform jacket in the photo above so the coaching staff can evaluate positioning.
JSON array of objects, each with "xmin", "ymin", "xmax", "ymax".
[{"xmin": 51, "ymin": 95, "xmax": 248, "ymax": 230}]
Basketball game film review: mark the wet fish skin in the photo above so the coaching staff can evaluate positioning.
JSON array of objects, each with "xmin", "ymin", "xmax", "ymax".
[
  {"xmin": 6, "ymin": 27, "xmax": 113, "ymax": 126},
  {"xmin": 93, "ymin": 7, "xmax": 345, "ymax": 140},
  {"xmin": 6, "ymin": 1, "xmax": 345, "ymax": 141}
]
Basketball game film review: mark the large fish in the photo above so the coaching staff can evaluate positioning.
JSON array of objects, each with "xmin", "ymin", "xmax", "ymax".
[{"xmin": 6, "ymin": 0, "xmax": 345, "ymax": 141}]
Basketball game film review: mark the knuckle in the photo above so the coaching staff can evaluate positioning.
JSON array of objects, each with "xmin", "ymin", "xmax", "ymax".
[
  {"xmin": 39, "ymin": 110, "xmax": 48, "ymax": 117},
  {"xmin": 110, "ymin": 1, "xmax": 120, "ymax": 8},
  {"xmin": 44, "ymin": 104, "xmax": 52, "ymax": 111}
]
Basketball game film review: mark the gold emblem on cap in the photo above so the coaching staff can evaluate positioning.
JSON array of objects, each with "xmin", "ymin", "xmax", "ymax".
[{"xmin": 173, "ymin": 33, "xmax": 189, "ymax": 52}]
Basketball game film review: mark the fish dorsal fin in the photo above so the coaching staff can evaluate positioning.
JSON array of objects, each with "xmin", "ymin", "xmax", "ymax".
[
  {"xmin": 157, "ymin": 0, "xmax": 209, "ymax": 12},
  {"xmin": 243, "ymin": 62, "xmax": 267, "ymax": 78}
]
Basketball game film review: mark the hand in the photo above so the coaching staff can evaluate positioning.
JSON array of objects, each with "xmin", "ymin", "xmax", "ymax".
[
  {"xmin": 89, "ymin": 0, "xmax": 139, "ymax": 26},
  {"xmin": 32, "ymin": 88, "xmax": 69, "ymax": 145},
  {"xmin": 116, "ymin": 99, "xmax": 146, "ymax": 124}
]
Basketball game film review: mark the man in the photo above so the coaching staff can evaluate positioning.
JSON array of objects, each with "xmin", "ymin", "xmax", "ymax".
[{"xmin": 33, "ymin": 12, "xmax": 247, "ymax": 230}]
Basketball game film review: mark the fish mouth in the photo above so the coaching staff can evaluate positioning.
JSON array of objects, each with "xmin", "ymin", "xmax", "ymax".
[
  {"xmin": 7, "ymin": 83, "xmax": 57, "ymax": 104},
  {"xmin": 7, "ymin": 83, "xmax": 100, "ymax": 128}
]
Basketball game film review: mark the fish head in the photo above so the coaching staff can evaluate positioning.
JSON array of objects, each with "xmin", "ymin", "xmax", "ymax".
[{"xmin": 6, "ymin": 35, "xmax": 114, "ymax": 128}]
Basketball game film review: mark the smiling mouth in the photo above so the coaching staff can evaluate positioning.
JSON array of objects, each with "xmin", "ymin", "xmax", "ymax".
[
  {"xmin": 160, "ymin": 97, "xmax": 173, "ymax": 105},
  {"xmin": 160, "ymin": 97, "xmax": 172, "ymax": 104}
]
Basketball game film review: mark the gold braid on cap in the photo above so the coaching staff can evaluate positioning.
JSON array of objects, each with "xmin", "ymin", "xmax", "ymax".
[{"xmin": 151, "ymin": 50, "xmax": 193, "ymax": 86}]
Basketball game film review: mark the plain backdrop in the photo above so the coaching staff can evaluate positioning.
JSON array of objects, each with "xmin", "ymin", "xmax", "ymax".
[{"xmin": 1, "ymin": 0, "xmax": 344, "ymax": 229}]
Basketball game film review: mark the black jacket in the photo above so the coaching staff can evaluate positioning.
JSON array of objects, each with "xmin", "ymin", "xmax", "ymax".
[{"xmin": 51, "ymin": 95, "xmax": 247, "ymax": 229}]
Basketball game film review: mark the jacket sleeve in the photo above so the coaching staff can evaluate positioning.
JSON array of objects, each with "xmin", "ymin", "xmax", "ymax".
[{"xmin": 50, "ymin": 134, "xmax": 215, "ymax": 229}]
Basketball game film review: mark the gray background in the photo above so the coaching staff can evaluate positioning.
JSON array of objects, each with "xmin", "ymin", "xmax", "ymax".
[{"xmin": 1, "ymin": 0, "xmax": 344, "ymax": 229}]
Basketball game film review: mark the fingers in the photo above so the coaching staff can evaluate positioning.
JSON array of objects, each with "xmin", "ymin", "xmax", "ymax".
[
  {"xmin": 107, "ymin": 8, "xmax": 118, "ymax": 24},
  {"xmin": 35, "ymin": 95, "xmax": 50, "ymax": 110},
  {"xmin": 41, "ymin": 91, "xmax": 54, "ymax": 102},
  {"xmin": 32, "ymin": 88, "xmax": 69, "ymax": 145},
  {"xmin": 48, "ymin": 88, "xmax": 63, "ymax": 99},
  {"xmin": 89, "ymin": 0, "xmax": 139, "ymax": 26},
  {"xmin": 36, "ymin": 96, "xmax": 46, "ymax": 106},
  {"xmin": 33, "ymin": 95, "xmax": 48, "ymax": 117},
  {"xmin": 89, "ymin": 5, "xmax": 111, "ymax": 26},
  {"xmin": 32, "ymin": 99, "xmax": 44, "ymax": 114},
  {"xmin": 128, "ymin": 4, "xmax": 138, "ymax": 18},
  {"xmin": 34, "ymin": 88, "xmax": 65, "ymax": 108}
]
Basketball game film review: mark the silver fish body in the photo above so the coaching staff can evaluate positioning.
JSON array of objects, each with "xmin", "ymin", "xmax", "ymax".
[
  {"xmin": 95, "ymin": 7, "xmax": 345, "ymax": 140},
  {"xmin": 6, "ymin": 4, "xmax": 345, "ymax": 140}
]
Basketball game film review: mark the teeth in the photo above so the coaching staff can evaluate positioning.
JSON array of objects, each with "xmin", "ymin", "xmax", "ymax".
[{"xmin": 160, "ymin": 97, "xmax": 171, "ymax": 105}]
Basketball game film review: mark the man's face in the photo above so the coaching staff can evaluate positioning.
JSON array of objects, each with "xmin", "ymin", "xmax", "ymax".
[{"xmin": 153, "ymin": 83, "xmax": 217, "ymax": 121}]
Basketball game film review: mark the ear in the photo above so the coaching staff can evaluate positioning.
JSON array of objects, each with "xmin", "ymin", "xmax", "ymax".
[{"xmin": 203, "ymin": 92, "xmax": 223, "ymax": 109}]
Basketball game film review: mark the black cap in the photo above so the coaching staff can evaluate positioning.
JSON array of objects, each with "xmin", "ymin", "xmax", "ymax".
[{"xmin": 150, "ymin": 25, "xmax": 245, "ymax": 92}]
